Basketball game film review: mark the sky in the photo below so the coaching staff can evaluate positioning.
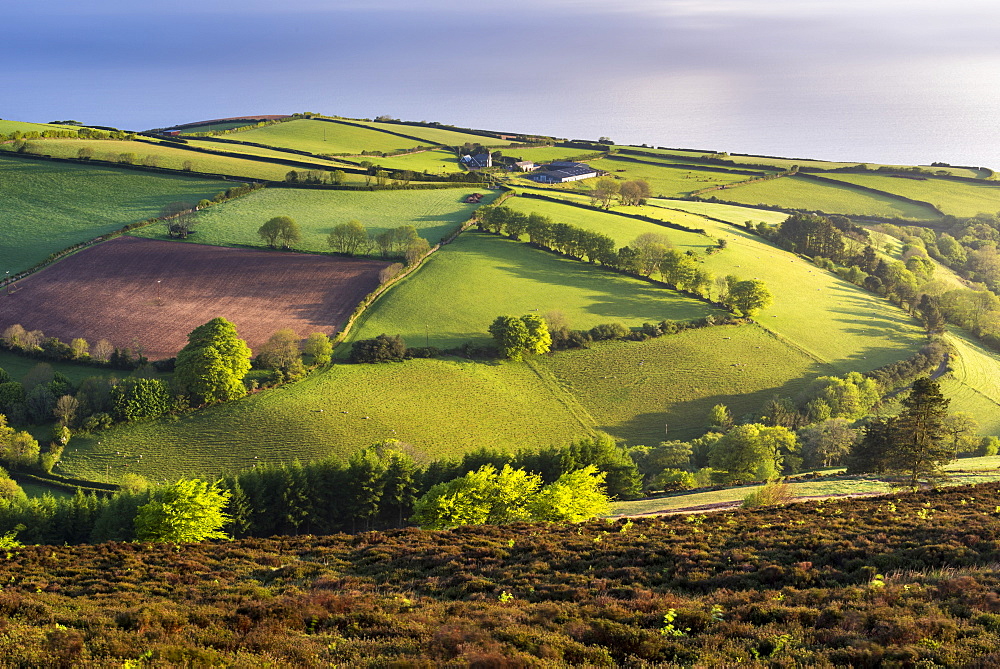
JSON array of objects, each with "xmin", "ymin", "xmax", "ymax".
[{"xmin": 6, "ymin": 0, "xmax": 1000, "ymax": 167}]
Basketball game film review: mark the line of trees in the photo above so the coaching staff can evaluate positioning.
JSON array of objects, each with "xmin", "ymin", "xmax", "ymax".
[
  {"xmin": 475, "ymin": 205, "xmax": 772, "ymax": 316},
  {"xmin": 0, "ymin": 434, "xmax": 641, "ymax": 544},
  {"xmin": 326, "ymin": 221, "xmax": 431, "ymax": 264}
]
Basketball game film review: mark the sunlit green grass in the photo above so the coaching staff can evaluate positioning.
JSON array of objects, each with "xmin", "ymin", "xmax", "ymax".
[
  {"xmin": 354, "ymin": 120, "xmax": 517, "ymax": 147},
  {"xmin": 346, "ymin": 231, "xmax": 723, "ymax": 350},
  {"xmin": 356, "ymin": 148, "xmax": 461, "ymax": 173},
  {"xmin": 224, "ymin": 119, "xmax": 429, "ymax": 156},
  {"xmin": 59, "ymin": 357, "xmax": 593, "ymax": 483},
  {"xmin": 702, "ymin": 174, "xmax": 940, "ymax": 219},
  {"xmin": 0, "ymin": 155, "xmax": 227, "ymax": 273},
  {"xmin": 820, "ymin": 172, "xmax": 1000, "ymax": 217},
  {"xmin": 130, "ymin": 187, "xmax": 496, "ymax": 251},
  {"xmin": 538, "ymin": 324, "xmax": 828, "ymax": 443},
  {"xmin": 16, "ymin": 137, "xmax": 353, "ymax": 182},
  {"xmin": 939, "ymin": 329, "xmax": 1000, "ymax": 436}
]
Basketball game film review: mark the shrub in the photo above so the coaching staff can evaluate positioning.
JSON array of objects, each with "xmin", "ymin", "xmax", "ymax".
[
  {"xmin": 350, "ymin": 334, "xmax": 407, "ymax": 363},
  {"xmin": 742, "ymin": 480, "xmax": 790, "ymax": 508},
  {"xmin": 589, "ymin": 323, "xmax": 630, "ymax": 341}
]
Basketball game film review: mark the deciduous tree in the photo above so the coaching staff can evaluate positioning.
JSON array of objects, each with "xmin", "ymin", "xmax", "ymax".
[{"xmin": 135, "ymin": 478, "xmax": 231, "ymax": 543}]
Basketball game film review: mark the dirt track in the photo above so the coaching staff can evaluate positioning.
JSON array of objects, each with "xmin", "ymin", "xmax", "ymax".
[
  {"xmin": 0, "ymin": 237, "xmax": 389, "ymax": 360},
  {"xmin": 610, "ymin": 490, "xmax": 892, "ymax": 518}
]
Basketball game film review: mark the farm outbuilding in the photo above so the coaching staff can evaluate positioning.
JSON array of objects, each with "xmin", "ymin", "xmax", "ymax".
[
  {"xmin": 513, "ymin": 161, "xmax": 537, "ymax": 172},
  {"xmin": 528, "ymin": 161, "xmax": 597, "ymax": 183}
]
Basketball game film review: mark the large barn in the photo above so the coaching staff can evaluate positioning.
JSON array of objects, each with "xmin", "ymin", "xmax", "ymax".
[{"xmin": 527, "ymin": 161, "xmax": 598, "ymax": 183}]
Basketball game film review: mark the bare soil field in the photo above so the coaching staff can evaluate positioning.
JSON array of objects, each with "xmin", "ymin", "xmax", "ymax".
[{"xmin": 0, "ymin": 237, "xmax": 388, "ymax": 360}]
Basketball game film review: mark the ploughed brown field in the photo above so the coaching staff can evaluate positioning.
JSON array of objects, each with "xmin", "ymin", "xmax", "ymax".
[{"xmin": 0, "ymin": 237, "xmax": 389, "ymax": 360}]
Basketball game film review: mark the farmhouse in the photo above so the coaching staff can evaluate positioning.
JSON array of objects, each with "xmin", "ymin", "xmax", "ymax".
[
  {"xmin": 528, "ymin": 161, "xmax": 598, "ymax": 184},
  {"xmin": 460, "ymin": 152, "xmax": 492, "ymax": 170},
  {"xmin": 513, "ymin": 161, "xmax": 537, "ymax": 172}
]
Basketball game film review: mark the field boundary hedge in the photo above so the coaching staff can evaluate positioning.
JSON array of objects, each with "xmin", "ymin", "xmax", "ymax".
[
  {"xmin": 311, "ymin": 117, "xmax": 451, "ymax": 147},
  {"xmin": 608, "ymin": 152, "xmax": 768, "ymax": 177},
  {"xmin": 10, "ymin": 470, "xmax": 118, "ymax": 495},
  {"xmin": 514, "ymin": 191, "xmax": 707, "ymax": 234},
  {"xmin": 0, "ymin": 148, "xmax": 255, "ymax": 183},
  {"xmin": 130, "ymin": 137, "xmax": 368, "ymax": 175}
]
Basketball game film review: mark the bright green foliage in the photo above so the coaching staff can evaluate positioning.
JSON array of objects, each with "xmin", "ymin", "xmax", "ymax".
[
  {"xmin": 257, "ymin": 215, "xmax": 301, "ymax": 249},
  {"xmin": 174, "ymin": 318, "xmax": 252, "ymax": 406},
  {"xmin": 489, "ymin": 316, "xmax": 531, "ymax": 361},
  {"xmin": 529, "ymin": 465, "xmax": 610, "ymax": 522},
  {"xmin": 134, "ymin": 478, "xmax": 232, "ymax": 543},
  {"xmin": 255, "ymin": 329, "xmax": 305, "ymax": 380},
  {"xmin": 708, "ymin": 404, "xmax": 734, "ymax": 431},
  {"xmin": 0, "ymin": 415, "xmax": 39, "ymax": 469},
  {"xmin": 725, "ymin": 278, "xmax": 773, "ymax": 316},
  {"xmin": 490, "ymin": 314, "xmax": 551, "ymax": 361},
  {"xmin": 412, "ymin": 463, "xmax": 609, "ymax": 529},
  {"xmin": 327, "ymin": 219, "xmax": 370, "ymax": 255},
  {"xmin": 521, "ymin": 314, "xmax": 552, "ymax": 356},
  {"xmin": 806, "ymin": 372, "xmax": 881, "ymax": 420},
  {"xmin": 303, "ymin": 333, "xmax": 333, "ymax": 365},
  {"xmin": 709, "ymin": 424, "xmax": 798, "ymax": 483},
  {"xmin": 110, "ymin": 378, "xmax": 172, "ymax": 422}
]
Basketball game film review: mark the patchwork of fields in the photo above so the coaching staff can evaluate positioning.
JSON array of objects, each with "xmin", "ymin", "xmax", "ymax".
[
  {"xmin": 346, "ymin": 231, "xmax": 725, "ymax": 350},
  {"xmin": 7, "ymin": 113, "xmax": 1000, "ymax": 488},
  {"xmin": 0, "ymin": 155, "xmax": 226, "ymax": 273},
  {"xmin": 502, "ymin": 193, "xmax": 927, "ymax": 372},
  {"xmin": 2, "ymin": 237, "xmax": 387, "ymax": 360},
  {"xmin": 11, "ymin": 137, "xmax": 355, "ymax": 182},
  {"xmin": 699, "ymin": 173, "xmax": 940, "ymax": 218},
  {"xmin": 818, "ymin": 172, "xmax": 1000, "ymax": 217}
]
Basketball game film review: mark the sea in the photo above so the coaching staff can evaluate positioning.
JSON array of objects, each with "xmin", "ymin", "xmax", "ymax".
[{"xmin": 6, "ymin": 0, "xmax": 1000, "ymax": 171}]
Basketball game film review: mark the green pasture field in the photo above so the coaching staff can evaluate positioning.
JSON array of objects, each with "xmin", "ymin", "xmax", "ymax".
[
  {"xmin": 130, "ymin": 187, "xmax": 495, "ymax": 251},
  {"xmin": 700, "ymin": 174, "xmax": 942, "ymax": 219},
  {"xmin": 0, "ymin": 351, "xmax": 127, "ymax": 387},
  {"xmin": 500, "ymin": 146, "xmax": 606, "ymax": 164},
  {"xmin": 177, "ymin": 137, "xmax": 356, "ymax": 168},
  {"xmin": 358, "ymin": 148, "xmax": 462, "ymax": 174},
  {"xmin": 222, "ymin": 119, "xmax": 431, "ymax": 156},
  {"xmin": 502, "ymin": 194, "xmax": 927, "ymax": 372},
  {"xmin": 0, "ymin": 155, "xmax": 226, "ymax": 273},
  {"xmin": 346, "ymin": 231, "xmax": 724, "ymax": 351},
  {"xmin": 354, "ymin": 120, "xmax": 517, "ymax": 147},
  {"xmin": 58, "ymin": 357, "xmax": 594, "ymax": 482},
  {"xmin": 178, "ymin": 120, "xmax": 274, "ymax": 134},
  {"xmin": 653, "ymin": 203, "xmax": 928, "ymax": 370},
  {"xmin": 819, "ymin": 172, "xmax": 1000, "ymax": 218},
  {"xmin": 939, "ymin": 330, "xmax": 1000, "ymax": 436},
  {"xmin": 0, "ymin": 120, "xmax": 81, "ymax": 135},
  {"xmin": 10, "ymin": 137, "xmax": 344, "ymax": 182},
  {"xmin": 538, "ymin": 324, "xmax": 829, "ymax": 444},
  {"xmin": 504, "ymin": 191, "xmax": 716, "ymax": 252},
  {"xmin": 573, "ymin": 157, "xmax": 764, "ymax": 198},
  {"xmin": 614, "ymin": 146, "xmax": 987, "ymax": 179}
]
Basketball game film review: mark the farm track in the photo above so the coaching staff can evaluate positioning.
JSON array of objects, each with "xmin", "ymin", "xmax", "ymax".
[
  {"xmin": 523, "ymin": 358, "xmax": 598, "ymax": 435},
  {"xmin": 611, "ymin": 490, "xmax": 891, "ymax": 518}
]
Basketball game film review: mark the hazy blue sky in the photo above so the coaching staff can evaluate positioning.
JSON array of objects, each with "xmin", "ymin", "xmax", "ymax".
[{"xmin": 6, "ymin": 0, "xmax": 1000, "ymax": 166}]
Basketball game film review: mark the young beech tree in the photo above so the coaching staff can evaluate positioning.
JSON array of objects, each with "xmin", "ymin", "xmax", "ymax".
[
  {"xmin": 174, "ymin": 318, "xmax": 252, "ymax": 406},
  {"xmin": 303, "ymin": 332, "xmax": 333, "ymax": 366},
  {"xmin": 135, "ymin": 478, "xmax": 231, "ymax": 543},
  {"xmin": 411, "ymin": 464, "xmax": 609, "ymax": 530}
]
